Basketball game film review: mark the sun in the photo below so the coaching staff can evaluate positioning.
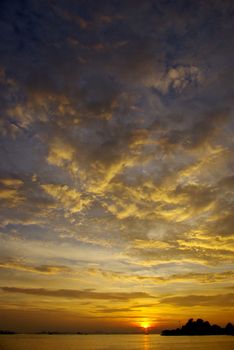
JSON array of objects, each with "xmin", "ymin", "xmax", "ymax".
[{"xmin": 141, "ymin": 321, "xmax": 151, "ymax": 331}]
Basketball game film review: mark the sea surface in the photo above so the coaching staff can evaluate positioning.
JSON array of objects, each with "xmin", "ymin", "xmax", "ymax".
[{"xmin": 0, "ymin": 334, "xmax": 234, "ymax": 350}]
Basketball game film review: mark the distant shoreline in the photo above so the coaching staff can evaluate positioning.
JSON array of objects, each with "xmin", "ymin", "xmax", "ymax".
[{"xmin": 1, "ymin": 319, "xmax": 234, "ymax": 336}]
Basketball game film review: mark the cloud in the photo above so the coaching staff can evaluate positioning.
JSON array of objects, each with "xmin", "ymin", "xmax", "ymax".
[
  {"xmin": 97, "ymin": 307, "xmax": 136, "ymax": 314},
  {"xmin": 152, "ymin": 65, "xmax": 202, "ymax": 94},
  {"xmin": 0, "ymin": 177, "xmax": 24, "ymax": 205},
  {"xmin": 127, "ymin": 241, "xmax": 234, "ymax": 266},
  {"xmin": 0, "ymin": 178, "xmax": 23, "ymax": 187},
  {"xmin": 0, "ymin": 260, "xmax": 72, "ymax": 275},
  {"xmin": 161, "ymin": 293, "xmax": 234, "ymax": 307},
  {"xmin": 0, "ymin": 286, "xmax": 155, "ymax": 301},
  {"xmin": 41, "ymin": 183, "xmax": 91, "ymax": 214},
  {"xmin": 218, "ymin": 175, "xmax": 234, "ymax": 190},
  {"xmin": 158, "ymin": 110, "xmax": 229, "ymax": 152},
  {"xmin": 47, "ymin": 137, "xmax": 77, "ymax": 174},
  {"xmin": 207, "ymin": 213, "xmax": 234, "ymax": 238},
  {"xmin": 88, "ymin": 267, "xmax": 234, "ymax": 285},
  {"xmin": 177, "ymin": 236, "xmax": 234, "ymax": 256}
]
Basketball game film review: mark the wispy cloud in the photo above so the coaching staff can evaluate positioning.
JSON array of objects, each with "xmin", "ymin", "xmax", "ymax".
[
  {"xmin": 1, "ymin": 286, "xmax": 155, "ymax": 301},
  {"xmin": 0, "ymin": 261, "xmax": 72, "ymax": 275},
  {"xmin": 161, "ymin": 293, "xmax": 234, "ymax": 307}
]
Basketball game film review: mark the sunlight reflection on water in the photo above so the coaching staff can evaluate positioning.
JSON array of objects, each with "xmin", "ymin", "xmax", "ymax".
[{"xmin": 143, "ymin": 334, "xmax": 150, "ymax": 350}]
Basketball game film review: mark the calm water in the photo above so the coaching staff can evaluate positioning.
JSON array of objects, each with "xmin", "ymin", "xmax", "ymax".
[{"xmin": 0, "ymin": 334, "xmax": 234, "ymax": 350}]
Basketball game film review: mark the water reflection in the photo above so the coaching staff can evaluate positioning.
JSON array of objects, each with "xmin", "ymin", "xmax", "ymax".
[
  {"xmin": 143, "ymin": 334, "xmax": 149, "ymax": 350},
  {"xmin": 0, "ymin": 334, "xmax": 234, "ymax": 350}
]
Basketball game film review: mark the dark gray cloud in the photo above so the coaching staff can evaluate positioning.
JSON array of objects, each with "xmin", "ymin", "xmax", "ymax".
[{"xmin": 158, "ymin": 110, "xmax": 229, "ymax": 152}]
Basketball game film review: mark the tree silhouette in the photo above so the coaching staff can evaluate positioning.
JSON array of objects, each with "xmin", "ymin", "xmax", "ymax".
[{"xmin": 161, "ymin": 319, "xmax": 234, "ymax": 336}]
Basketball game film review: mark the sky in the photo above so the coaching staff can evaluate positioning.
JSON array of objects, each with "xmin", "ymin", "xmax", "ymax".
[{"xmin": 0, "ymin": 0, "xmax": 234, "ymax": 333}]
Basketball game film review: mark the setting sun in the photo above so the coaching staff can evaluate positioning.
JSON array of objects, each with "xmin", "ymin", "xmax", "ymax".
[{"xmin": 141, "ymin": 321, "xmax": 151, "ymax": 330}]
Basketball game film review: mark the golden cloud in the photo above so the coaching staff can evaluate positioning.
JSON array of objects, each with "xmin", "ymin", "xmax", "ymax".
[
  {"xmin": 1, "ymin": 286, "xmax": 155, "ymax": 301},
  {"xmin": 41, "ymin": 183, "xmax": 91, "ymax": 214},
  {"xmin": 0, "ymin": 261, "xmax": 72, "ymax": 275},
  {"xmin": 47, "ymin": 137, "xmax": 78, "ymax": 175}
]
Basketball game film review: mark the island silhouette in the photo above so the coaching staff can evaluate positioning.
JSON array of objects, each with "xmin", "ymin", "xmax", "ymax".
[{"xmin": 161, "ymin": 318, "xmax": 234, "ymax": 336}]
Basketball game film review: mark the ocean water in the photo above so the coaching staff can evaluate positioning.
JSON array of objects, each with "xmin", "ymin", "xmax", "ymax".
[{"xmin": 0, "ymin": 334, "xmax": 233, "ymax": 350}]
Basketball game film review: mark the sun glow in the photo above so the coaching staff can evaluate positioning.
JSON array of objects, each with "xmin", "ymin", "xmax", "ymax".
[{"xmin": 141, "ymin": 321, "xmax": 151, "ymax": 330}]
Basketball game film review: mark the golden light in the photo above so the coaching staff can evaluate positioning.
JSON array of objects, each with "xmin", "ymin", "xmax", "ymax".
[{"xmin": 141, "ymin": 321, "xmax": 151, "ymax": 330}]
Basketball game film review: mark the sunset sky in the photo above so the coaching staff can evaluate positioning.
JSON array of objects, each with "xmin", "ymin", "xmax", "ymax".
[{"xmin": 0, "ymin": 0, "xmax": 233, "ymax": 333}]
